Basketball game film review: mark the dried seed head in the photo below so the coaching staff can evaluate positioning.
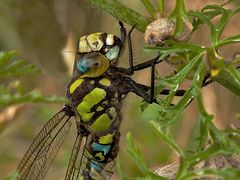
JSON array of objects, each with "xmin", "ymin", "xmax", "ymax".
[
  {"xmin": 144, "ymin": 17, "xmax": 175, "ymax": 45},
  {"xmin": 144, "ymin": 16, "xmax": 193, "ymax": 45}
]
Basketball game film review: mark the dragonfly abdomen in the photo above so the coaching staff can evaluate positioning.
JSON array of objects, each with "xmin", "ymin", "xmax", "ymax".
[{"xmin": 67, "ymin": 76, "xmax": 122, "ymax": 179}]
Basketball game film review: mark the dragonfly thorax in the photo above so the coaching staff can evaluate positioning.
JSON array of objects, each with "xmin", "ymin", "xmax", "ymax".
[{"xmin": 67, "ymin": 76, "xmax": 122, "ymax": 133}]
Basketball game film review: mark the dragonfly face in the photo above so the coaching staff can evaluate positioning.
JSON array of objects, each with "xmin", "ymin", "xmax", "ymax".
[
  {"xmin": 17, "ymin": 22, "xmax": 160, "ymax": 180},
  {"xmin": 72, "ymin": 32, "xmax": 122, "ymax": 79}
]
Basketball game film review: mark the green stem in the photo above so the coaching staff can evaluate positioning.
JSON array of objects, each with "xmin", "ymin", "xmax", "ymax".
[
  {"xmin": 140, "ymin": 0, "xmax": 155, "ymax": 18},
  {"xmin": 157, "ymin": 0, "xmax": 164, "ymax": 14},
  {"xmin": 169, "ymin": 0, "xmax": 187, "ymax": 34}
]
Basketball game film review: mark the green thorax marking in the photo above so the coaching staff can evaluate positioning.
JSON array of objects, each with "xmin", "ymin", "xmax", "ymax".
[
  {"xmin": 77, "ymin": 87, "xmax": 106, "ymax": 122},
  {"xmin": 69, "ymin": 77, "xmax": 119, "ymax": 132}
]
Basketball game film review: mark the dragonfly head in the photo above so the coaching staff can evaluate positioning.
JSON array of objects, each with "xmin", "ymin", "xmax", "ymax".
[{"xmin": 73, "ymin": 32, "xmax": 123, "ymax": 78}]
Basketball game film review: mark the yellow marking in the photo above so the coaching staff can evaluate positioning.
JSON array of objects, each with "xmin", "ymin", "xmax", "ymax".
[
  {"xmin": 99, "ymin": 134, "xmax": 113, "ymax": 144},
  {"xmin": 78, "ymin": 36, "xmax": 92, "ymax": 53},
  {"xmin": 79, "ymin": 176, "xmax": 84, "ymax": 180},
  {"xmin": 211, "ymin": 69, "xmax": 220, "ymax": 77},
  {"xmin": 97, "ymin": 106, "xmax": 104, "ymax": 111},
  {"xmin": 104, "ymin": 47, "xmax": 110, "ymax": 52},
  {"xmin": 99, "ymin": 78, "xmax": 111, "ymax": 87},
  {"xmin": 77, "ymin": 88, "xmax": 106, "ymax": 122},
  {"xmin": 108, "ymin": 107, "xmax": 117, "ymax": 120},
  {"xmin": 95, "ymin": 152, "xmax": 105, "ymax": 161},
  {"xmin": 69, "ymin": 79, "xmax": 84, "ymax": 94},
  {"xmin": 90, "ymin": 80, "xmax": 95, "ymax": 85},
  {"xmin": 87, "ymin": 33, "xmax": 104, "ymax": 51},
  {"xmin": 106, "ymin": 34, "xmax": 114, "ymax": 45},
  {"xmin": 90, "ymin": 114, "xmax": 112, "ymax": 132}
]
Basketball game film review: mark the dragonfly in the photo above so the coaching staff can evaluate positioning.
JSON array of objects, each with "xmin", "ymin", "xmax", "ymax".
[{"xmin": 16, "ymin": 21, "xmax": 177, "ymax": 180}]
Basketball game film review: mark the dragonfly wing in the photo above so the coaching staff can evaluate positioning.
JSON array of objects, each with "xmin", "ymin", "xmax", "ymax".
[
  {"xmin": 65, "ymin": 135, "xmax": 115, "ymax": 180},
  {"xmin": 65, "ymin": 134, "xmax": 84, "ymax": 180},
  {"xmin": 17, "ymin": 109, "xmax": 73, "ymax": 180}
]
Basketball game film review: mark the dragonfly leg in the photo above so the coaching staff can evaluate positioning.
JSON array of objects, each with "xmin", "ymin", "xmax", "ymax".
[{"xmin": 119, "ymin": 21, "xmax": 126, "ymax": 55}]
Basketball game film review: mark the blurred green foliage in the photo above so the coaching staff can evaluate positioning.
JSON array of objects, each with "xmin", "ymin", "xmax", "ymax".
[
  {"xmin": 0, "ymin": 51, "xmax": 65, "ymax": 107},
  {"xmin": 90, "ymin": 0, "xmax": 240, "ymax": 179}
]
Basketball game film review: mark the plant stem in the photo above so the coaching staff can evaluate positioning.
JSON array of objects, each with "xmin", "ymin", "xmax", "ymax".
[
  {"xmin": 140, "ymin": 0, "xmax": 155, "ymax": 18},
  {"xmin": 157, "ymin": 0, "xmax": 164, "ymax": 14}
]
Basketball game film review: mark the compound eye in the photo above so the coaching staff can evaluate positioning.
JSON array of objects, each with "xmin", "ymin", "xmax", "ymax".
[
  {"xmin": 106, "ymin": 46, "xmax": 120, "ymax": 61},
  {"xmin": 76, "ymin": 54, "xmax": 104, "ymax": 74},
  {"xmin": 76, "ymin": 58, "xmax": 89, "ymax": 73}
]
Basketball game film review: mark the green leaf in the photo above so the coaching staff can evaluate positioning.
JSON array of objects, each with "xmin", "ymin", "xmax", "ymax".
[
  {"xmin": 151, "ymin": 121, "xmax": 185, "ymax": 157},
  {"xmin": 159, "ymin": 52, "xmax": 204, "ymax": 89},
  {"xmin": 214, "ymin": 67, "xmax": 240, "ymax": 96},
  {"xmin": 188, "ymin": 11, "xmax": 216, "ymax": 45},
  {"xmin": 216, "ymin": 34, "xmax": 240, "ymax": 47},
  {"xmin": 0, "ymin": 87, "xmax": 66, "ymax": 107},
  {"xmin": 89, "ymin": 0, "xmax": 150, "ymax": 32},
  {"xmin": 214, "ymin": 8, "xmax": 232, "ymax": 43},
  {"xmin": 0, "ymin": 51, "xmax": 40, "ymax": 78},
  {"xmin": 4, "ymin": 171, "xmax": 18, "ymax": 180},
  {"xmin": 126, "ymin": 132, "xmax": 149, "ymax": 174},
  {"xmin": 140, "ymin": 0, "xmax": 155, "ymax": 18},
  {"xmin": 0, "ymin": 51, "xmax": 64, "ymax": 107},
  {"xmin": 144, "ymin": 42, "xmax": 205, "ymax": 55},
  {"xmin": 126, "ymin": 133, "xmax": 165, "ymax": 179},
  {"xmin": 183, "ymin": 168, "xmax": 240, "ymax": 179},
  {"xmin": 191, "ymin": 5, "xmax": 223, "ymax": 32},
  {"xmin": 116, "ymin": 159, "xmax": 124, "ymax": 180}
]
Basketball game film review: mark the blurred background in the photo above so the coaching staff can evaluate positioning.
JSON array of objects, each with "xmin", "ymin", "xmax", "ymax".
[{"xmin": 0, "ymin": 0, "xmax": 239, "ymax": 179}]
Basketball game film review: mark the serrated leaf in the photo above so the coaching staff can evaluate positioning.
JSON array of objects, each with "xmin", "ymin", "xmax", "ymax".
[
  {"xmin": 0, "ymin": 86, "xmax": 65, "ymax": 107},
  {"xmin": 89, "ymin": 0, "xmax": 150, "ymax": 32},
  {"xmin": 144, "ymin": 42, "xmax": 205, "ymax": 55},
  {"xmin": 0, "ymin": 51, "xmax": 40, "ymax": 78},
  {"xmin": 160, "ymin": 53, "xmax": 204, "ymax": 88}
]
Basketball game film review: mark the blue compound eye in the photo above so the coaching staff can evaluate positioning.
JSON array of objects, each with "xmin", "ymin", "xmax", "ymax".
[{"xmin": 76, "ymin": 59, "xmax": 88, "ymax": 73}]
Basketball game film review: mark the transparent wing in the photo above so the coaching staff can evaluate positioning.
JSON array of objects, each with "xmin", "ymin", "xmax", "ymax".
[
  {"xmin": 65, "ymin": 134, "xmax": 84, "ymax": 180},
  {"xmin": 17, "ymin": 108, "xmax": 73, "ymax": 180},
  {"xmin": 65, "ymin": 135, "xmax": 115, "ymax": 180}
]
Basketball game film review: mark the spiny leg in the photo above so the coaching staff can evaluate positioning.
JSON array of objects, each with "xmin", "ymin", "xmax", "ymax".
[
  {"xmin": 127, "ymin": 59, "xmax": 157, "ymax": 104},
  {"xmin": 116, "ymin": 22, "xmax": 163, "ymax": 75},
  {"xmin": 117, "ymin": 22, "xmax": 186, "ymax": 100},
  {"xmin": 127, "ymin": 25, "xmax": 135, "ymax": 74},
  {"xmin": 118, "ymin": 21, "xmax": 126, "ymax": 55}
]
